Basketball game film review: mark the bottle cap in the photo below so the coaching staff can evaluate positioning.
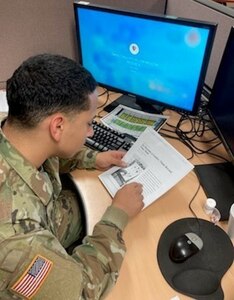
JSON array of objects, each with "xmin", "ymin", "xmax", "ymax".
[
  {"xmin": 227, "ymin": 203, "xmax": 234, "ymax": 238},
  {"xmin": 229, "ymin": 203, "xmax": 234, "ymax": 216},
  {"xmin": 204, "ymin": 198, "xmax": 216, "ymax": 214}
]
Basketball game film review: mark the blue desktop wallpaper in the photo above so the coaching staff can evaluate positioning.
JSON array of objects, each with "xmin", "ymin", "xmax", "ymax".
[{"xmin": 76, "ymin": 8, "xmax": 210, "ymax": 111}]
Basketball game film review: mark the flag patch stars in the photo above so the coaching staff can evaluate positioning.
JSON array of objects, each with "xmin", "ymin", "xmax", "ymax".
[{"xmin": 11, "ymin": 255, "xmax": 53, "ymax": 299}]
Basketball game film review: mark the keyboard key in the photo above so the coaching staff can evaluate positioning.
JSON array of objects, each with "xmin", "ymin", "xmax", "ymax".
[{"xmin": 85, "ymin": 120, "xmax": 136, "ymax": 152}]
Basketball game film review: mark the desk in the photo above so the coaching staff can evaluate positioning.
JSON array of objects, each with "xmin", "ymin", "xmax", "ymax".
[{"xmin": 71, "ymin": 93, "xmax": 234, "ymax": 300}]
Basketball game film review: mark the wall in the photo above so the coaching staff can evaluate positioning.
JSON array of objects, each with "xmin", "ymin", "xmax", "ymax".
[
  {"xmin": 0, "ymin": 0, "xmax": 166, "ymax": 88},
  {"xmin": 1, "ymin": 0, "xmax": 234, "ymax": 90},
  {"xmin": 166, "ymin": 0, "xmax": 234, "ymax": 89},
  {"xmin": 87, "ymin": 0, "xmax": 166, "ymax": 13}
]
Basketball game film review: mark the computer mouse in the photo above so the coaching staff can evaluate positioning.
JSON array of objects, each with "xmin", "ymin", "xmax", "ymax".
[{"xmin": 169, "ymin": 232, "xmax": 203, "ymax": 263}]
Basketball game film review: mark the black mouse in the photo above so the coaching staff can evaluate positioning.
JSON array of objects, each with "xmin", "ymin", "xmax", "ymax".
[{"xmin": 169, "ymin": 232, "xmax": 203, "ymax": 263}]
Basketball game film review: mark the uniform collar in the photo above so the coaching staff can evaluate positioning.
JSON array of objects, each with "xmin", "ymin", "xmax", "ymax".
[{"xmin": 0, "ymin": 122, "xmax": 60, "ymax": 205}]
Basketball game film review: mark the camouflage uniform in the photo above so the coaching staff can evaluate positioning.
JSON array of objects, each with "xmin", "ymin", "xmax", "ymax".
[{"xmin": 0, "ymin": 124, "xmax": 128, "ymax": 300}]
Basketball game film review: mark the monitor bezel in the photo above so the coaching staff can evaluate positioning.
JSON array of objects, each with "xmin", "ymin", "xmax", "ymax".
[
  {"xmin": 207, "ymin": 26, "xmax": 234, "ymax": 162},
  {"xmin": 73, "ymin": 1, "xmax": 217, "ymax": 115}
]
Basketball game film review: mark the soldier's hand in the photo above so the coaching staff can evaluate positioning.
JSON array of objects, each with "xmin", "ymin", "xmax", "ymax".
[
  {"xmin": 112, "ymin": 182, "xmax": 144, "ymax": 218},
  {"xmin": 95, "ymin": 150, "xmax": 126, "ymax": 171}
]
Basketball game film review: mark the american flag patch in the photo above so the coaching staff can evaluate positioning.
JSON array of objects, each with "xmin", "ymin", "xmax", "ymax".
[{"xmin": 11, "ymin": 254, "xmax": 53, "ymax": 299}]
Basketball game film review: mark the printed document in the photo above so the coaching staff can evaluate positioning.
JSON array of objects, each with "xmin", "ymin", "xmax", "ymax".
[
  {"xmin": 99, "ymin": 127, "xmax": 194, "ymax": 208},
  {"xmin": 0, "ymin": 90, "xmax": 8, "ymax": 112},
  {"xmin": 101, "ymin": 104, "xmax": 168, "ymax": 138}
]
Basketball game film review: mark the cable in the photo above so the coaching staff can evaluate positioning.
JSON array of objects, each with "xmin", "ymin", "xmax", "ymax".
[
  {"xmin": 96, "ymin": 90, "xmax": 123, "ymax": 119},
  {"xmin": 160, "ymin": 111, "xmax": 227, "ymax": 161},
  {"xmin": 188, "ymin": 173, "xmax": 201, "ymax": 218},
  {"xmin": 98, "ymin": 88, "xmax": 108, "ymax": 97},
  {"xmin": 97, "ymin": 88, "xmax": 110, "ymax": 110},
  {"xmin": 188, "ymin": 171, "xmax": 202, "ymax": 235}
]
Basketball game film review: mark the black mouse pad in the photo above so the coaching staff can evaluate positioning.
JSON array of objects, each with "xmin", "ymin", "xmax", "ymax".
[{"xmin": 157, "ymin": 218, "xmax": 234, "ymax": 300}]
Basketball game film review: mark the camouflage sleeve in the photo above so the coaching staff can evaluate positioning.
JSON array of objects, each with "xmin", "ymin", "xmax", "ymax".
[
  {"xmin": 0, "ymin": 206, "xmax": 128, "ymax": 300},
  {"xmin": 72, "ymin": 206, "xmax": 129, "ymax": 299},
  {"xmin": 59, "ymin": 146, "xmax": 98, "ymax": 173}
]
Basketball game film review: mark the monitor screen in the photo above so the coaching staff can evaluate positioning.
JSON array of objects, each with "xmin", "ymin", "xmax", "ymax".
[
  {"xmin": 195, "ymin": 26, "xmax": 234, "ymax": 221},
  {"xmin": 73, "ymin": 1, "xmax": 216, "ymax": 115}
]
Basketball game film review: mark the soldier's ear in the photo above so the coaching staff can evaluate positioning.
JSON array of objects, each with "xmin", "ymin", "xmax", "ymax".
[{"xmin": 49, "ymin": 114, "xmax": 64, "ymax": 142}]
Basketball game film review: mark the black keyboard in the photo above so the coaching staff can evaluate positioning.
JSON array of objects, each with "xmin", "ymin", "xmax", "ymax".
[{"xmin": 85, "ymin": 120, "xmax": 136, "ymax": 152}]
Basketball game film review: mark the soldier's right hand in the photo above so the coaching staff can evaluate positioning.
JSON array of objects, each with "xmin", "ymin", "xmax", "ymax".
[{"xmin": 112, "ymin": 182, "xmax": 144, "ymax": 218}]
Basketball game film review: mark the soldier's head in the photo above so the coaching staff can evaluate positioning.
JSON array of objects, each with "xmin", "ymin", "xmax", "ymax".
[{"xmin": 6, "ymin": 53, "xmax": 97, "ymax": 128}]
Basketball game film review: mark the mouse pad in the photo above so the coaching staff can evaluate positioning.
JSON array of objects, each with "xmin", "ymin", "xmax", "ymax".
[{"xmin": 157, "ymin": 218, "xmax": 234, "ymax": 300}]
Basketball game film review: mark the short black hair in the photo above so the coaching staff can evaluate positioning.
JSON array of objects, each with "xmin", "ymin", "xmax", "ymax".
[{"xmin": 6, "ymin": 53, "xmax": 97, "ymax": 128}]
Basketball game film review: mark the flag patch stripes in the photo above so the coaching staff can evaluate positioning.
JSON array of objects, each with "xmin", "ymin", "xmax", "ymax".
[{"xmin": 11, "ymin": 254, "xmax": 53, "ymax": 299}]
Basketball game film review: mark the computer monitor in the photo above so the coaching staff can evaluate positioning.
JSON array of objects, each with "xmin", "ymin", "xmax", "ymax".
[
  {"xmin": 195, "ymin": 26, "xmax": 234, "ymax": 220},
  {"xmin": 73, "ymin": 1, "xmax": 216, "ymax": 115},
  {"xmin": 166, "ymin": 0, "xmax": 234, "ymax": 90}
]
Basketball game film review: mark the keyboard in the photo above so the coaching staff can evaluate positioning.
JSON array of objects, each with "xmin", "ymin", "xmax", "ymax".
[{"xmin": 85, "ymin": 120, "xmax": 136, "ymax": 152}]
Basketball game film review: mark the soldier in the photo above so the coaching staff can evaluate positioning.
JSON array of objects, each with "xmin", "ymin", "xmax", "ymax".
[{"xmin": 0, "ymin": 54, "xmax": 144, "ymax": 299}]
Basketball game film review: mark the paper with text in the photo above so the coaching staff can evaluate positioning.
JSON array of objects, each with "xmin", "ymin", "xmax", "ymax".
[
  {"xmin": 99, "ymin": 127, "xmax": 194, "ymax": 208},
  {"xmin": 0, "ymin": 90, "xmax": 8, "ymax": 112},
  {"xmin": 101, "ymin": 104, "xmax": 168, "ymax": 138}
]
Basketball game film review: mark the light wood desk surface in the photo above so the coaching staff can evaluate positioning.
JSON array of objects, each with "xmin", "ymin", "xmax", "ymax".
[{"xmin": 71, "ymin": 91, "xmax": 234, "ymax": 300}]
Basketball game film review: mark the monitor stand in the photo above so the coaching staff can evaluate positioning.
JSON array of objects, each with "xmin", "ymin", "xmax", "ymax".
[
  {"xmin": 104, "ymin": 94, "xmax": 164, "ymax": 114},
  {"xmin": 195, "ymin": 162, "xmax": 234, "ymax": 221}
]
